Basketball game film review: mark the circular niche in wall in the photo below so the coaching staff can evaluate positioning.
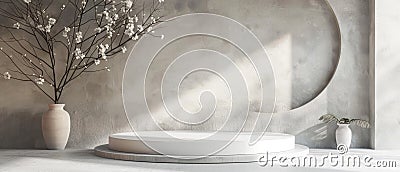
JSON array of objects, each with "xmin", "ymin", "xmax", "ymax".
[
  {"xmin": 241, "ymin": 0, "xmax": 341, "ymax": 111},
  {"xmin": 124, "ymin": 0, "xmax": 341, "ymax": 124},
  {"xmin": 161, "ymin": 0, "xmax": 341, "ymax": 111}
]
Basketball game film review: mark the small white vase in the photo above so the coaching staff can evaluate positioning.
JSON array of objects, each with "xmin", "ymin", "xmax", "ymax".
[
  {"xmin": 42, "ymin": 104, "xmax": 70, "ymax": 150},
  {"xmin": 335, "ymin": 123, "xmax": 352, "ymax": 148}
]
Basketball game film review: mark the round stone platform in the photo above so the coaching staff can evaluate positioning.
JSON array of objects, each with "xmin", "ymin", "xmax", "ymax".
[
  {"xmin": 94, "ymin": 144, "xmax": 309, "ymax": 163},
  {"xmin": 108, "ymin": 131, "xmax": 296, "ymax": 156},
  {"xmin": 94, "ymin": 131, "xmax": 309, "ymax": 163}
]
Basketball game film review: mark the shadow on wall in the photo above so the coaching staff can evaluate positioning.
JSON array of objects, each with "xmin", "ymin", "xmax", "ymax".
[
  {"xmin": 0, "ymin": 81, "xmax": 49, "ymax": 149},
  {"xmin": 0, "ymin": 110, "xmax": 45, "ymax": 149},
  {"xmin": 296, "ymin": 122, "xmax": 371, "ymax": 149},
  {"xmin": 296, "ymin": 123, "xmax": 337, "ymax": 149}
]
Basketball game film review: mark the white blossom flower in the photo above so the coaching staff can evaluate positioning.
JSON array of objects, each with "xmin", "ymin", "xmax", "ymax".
[
  {"xmin": 82, "ymin": 0, "xmax": 87, "ymax": 8},
  {"xmin": 110, "ymin": 5, "xmax": 116, "ymax": 11},
  {"xmin": 101, "ymin": 10, "xmax": 116, "ymax": 26},
  {"xmin": 107, "ymin": 31, "xmax": 113, "ymax": 38},
  {"xmin": 23, "ymin": 0, "xmax": 31, "ymax": 4},
  {"xmin": 147, "ymin": 26, "xmax": 152, "ymax": 33},
  {"xmin": 104, "ymin": 25, "xmax": 114, "ymax": 38},
  {"xmin": 37, "ymin": 25, "xmax": 45, "ymax": 32},
  {"xmin": 62, "ymin": 27, "xmax": 70, "ymax": 37},
  {"xmin": 61, "ymin": 5, "xmax": 66, "ymax": 10},
  {"xmin": 3, "ymin": 72, "xmax": 11, "ymax": 80},
  {"xmin": 35, "ymin": 78, "xmax": 44, "ymax": 85},
  {"xmin": 48, "ymin": 18, "xmax": 56, "ymax": 25},
  {"xmin": 121, "ymin": 46, "xmax": 127, "ymax": 53},
  {"xmin": 98, "ymin": 43, "xmax": 109, "ymax": 59},
  {"xmin": 94, "ymin": 59, "xmax": 100, "ymax": 65},
  {"xmin": 106, "ymin": 14, "xmax": 115, "ymax": 25},
  {"xmin": 127, "ymin": 16, "xmax": 133, "ymax": 23},
  {"xmin": 45, "ymin": 25, "xmax": 51, "ymax": 32},
  {"xmin": 159, "ymin": 0, "xmax": 164, "ymax": 3},
  {"xmin": 73, "ymin": 48, "xmax": 85, "ymax": 59},
  {"xmin": 13, "ymin": 22, "xmax": 21, "ymax": 29},
  {"xmin": 75, "ymin": 31, "xmax": 83, "ymax": 43},
  {"xmin": 137, "ymin": 25, "xmax": 143, "ymax": 32},
  {"xmin": 124, "ymin": 22, "xmax": 135, "ymax": 37},
  {"xmin": 134, "ymin": 15, "xmax": 138, "ymax": 22},
  {"xmin": 13, "ymin": 22, "xmax": 20, "ymax": 29},
  {"xmin": 94, "ymin": 27, "xmax": 102, "ymax": 33},
  {"xmin": 102, "ymin": 10, "xmax": 109, "ymax": 19},
  {"xmin": 132, "ymin": 34, "xmax": 139, "ymax": 40}
]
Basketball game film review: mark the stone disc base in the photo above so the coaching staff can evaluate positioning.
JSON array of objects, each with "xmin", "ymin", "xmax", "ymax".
[{"xmin": 94, "ymin": 144, "xmax": 309, "ymax": 164}]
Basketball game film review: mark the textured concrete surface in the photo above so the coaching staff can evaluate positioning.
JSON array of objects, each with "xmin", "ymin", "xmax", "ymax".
[
  {"xmin": 0, "ymin": 0, "xmax": 370, "ymax": 149},
  {"xmin": 0, "ymin": 149, "xmax": 399, "ymax": 171},
  {"xmin": 373, "ymin": 0, "xmax": 400, "ymax": 149}
]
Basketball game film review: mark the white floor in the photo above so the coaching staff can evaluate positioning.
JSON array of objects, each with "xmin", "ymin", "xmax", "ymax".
[{"xmin": 0, "ymin": 149, "xmax": 399, "ymax": 172}]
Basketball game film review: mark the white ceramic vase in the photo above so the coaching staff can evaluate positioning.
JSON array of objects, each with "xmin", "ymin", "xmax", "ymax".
[
  {"xmin": 42, "ymin": 104, "xmax": 70, "ymax": 150},
  {"xmin": 335, "ymin": 123, "xmax": 352, "ymax": 148}
]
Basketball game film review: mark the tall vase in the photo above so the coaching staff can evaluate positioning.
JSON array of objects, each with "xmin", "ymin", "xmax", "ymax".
[
  {"xmin": 335, "ymin": 123, "xmax": 352, "ymax": 148},
  {"xmin": 42, "ymin": 104, "xmax": 70, "ymax": 150}
]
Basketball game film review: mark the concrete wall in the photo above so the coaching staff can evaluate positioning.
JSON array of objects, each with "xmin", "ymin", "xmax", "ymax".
[
  {"xmin": 373, "ymin": 0, "xmax": 400, "ymax": 149},
  {"xmin": 0, "ymin": 0, "xmax": 371, "ymax": 149}
]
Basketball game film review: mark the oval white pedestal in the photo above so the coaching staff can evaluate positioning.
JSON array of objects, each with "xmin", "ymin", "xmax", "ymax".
[
  {"xmin": 109, "ymin": 131, "xmax": 295, "ymax": 156},
  {"xmin": 94, "ymin": 131, "xmax": 309, "ymax": 163}
]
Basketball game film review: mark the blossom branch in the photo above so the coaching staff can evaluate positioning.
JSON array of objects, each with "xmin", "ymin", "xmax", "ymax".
[{"xmin": 1, "ymin": 0, "xmax": 165, "ymax": 103}]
